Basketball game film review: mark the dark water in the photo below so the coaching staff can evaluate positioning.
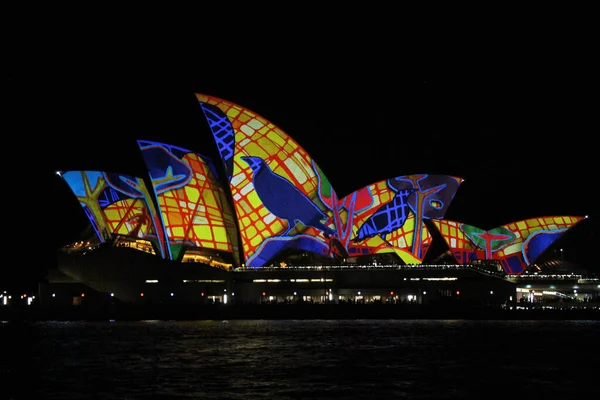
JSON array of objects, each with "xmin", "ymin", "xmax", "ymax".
[{"xmin": 2, "ymin": 319, "xmax": 598, "ymax": 399}]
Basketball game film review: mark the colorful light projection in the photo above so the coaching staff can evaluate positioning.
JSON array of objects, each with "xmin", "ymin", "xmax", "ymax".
[
  {"xmin": 137, "ymin": 140, "xmax": 240, "ymax": 262},
  {"xmin": 432, "ymin": 216, "xmax": 584, "ymax": 274},
  {"xmin": 60, "ymin": 171, "xmax": 167, "ymax": 258},
  {"xmin": 197, "ymin": 94, "xmax": 338, "ymax": 267},
  {"xmin": 338, "ymin": 174, "xmax": 463, "ymax": 264}
]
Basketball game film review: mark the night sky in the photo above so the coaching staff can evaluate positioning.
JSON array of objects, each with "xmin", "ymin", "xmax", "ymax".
[{"xmin": 7, "ymin": 42, "xmax": 598, "ymax": 291}]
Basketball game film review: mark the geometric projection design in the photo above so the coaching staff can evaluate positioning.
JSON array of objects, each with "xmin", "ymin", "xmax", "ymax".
[
  {"xmin": 340, "ymin": 174, "xmax": 463, "ymax": 264},
  {"xmin": 196, "ymin": 94, "xmax": 338, "ymax": 267},
  {"xmin": 137, "ymin": 140, "xmax": 240, "ymax": 263},
  {"xmin": 431, "ymin": 215, "xmax": 584, "ymax": 275},
  {"xmin": 60, "ymin": 170, "xmax": 167, "ymax": 258}
]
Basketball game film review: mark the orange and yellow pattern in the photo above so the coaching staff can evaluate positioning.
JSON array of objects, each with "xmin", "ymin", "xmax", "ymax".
[
  {"xmin": 432, "ymin": 216, "xmax": 584, "ymax": 273},
  {"xmin": 138, "ymin": 140, "xmax": 240, "ymax": 262},
  {"xmin": 197, "ymin": 94, "xmax": 333, "ymax": 266},
  {"xmin": 61, "ymin": 171, "xmax": 166, "ymax": 257},
  {"xmin": 432, "ymin": 219, "xmax": 474, "ymax": 252},
  {"xmin": 497, "ymin": 216, "xmax": 583, "ymax": 258},
  {"xmin": 157, "ymin": 153, "xmax": 238, "ymax": 255},
  {"xmin": 349, "ymin": 180, "xmax": 432, "ymax": 264}
]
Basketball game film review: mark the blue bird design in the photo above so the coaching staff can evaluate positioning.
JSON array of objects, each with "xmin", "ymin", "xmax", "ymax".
[
  {"xmin": 240, "ymin": 156, "xmax": 335, "ymax": 237},
  {"xmin": 353, "ymin": 188, "xmax": 413, "ymax": 243}
]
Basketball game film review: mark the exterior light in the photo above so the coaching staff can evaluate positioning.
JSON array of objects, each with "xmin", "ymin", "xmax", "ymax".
[
  {"xmin": 52, "ymin": 293, "xmax": 56, "ymax": 298},
  {"xmin": 170, "ymin": 292, "xmax": 174, "ymax": 296},
  {"xmin": 390, "ymin": 291, "xmax": 394, "ymax": 295},
  {"xmin": 423, "ymin": 291, "xmax": 427, "ymax": 295},
  {"xmin": 456, "ymin": 291, "xmax": 460, "ymax": 295},
  {"xmin": 357, "ymin": 291, "xmax": 361, "ymax": 295},
  {"xmin": 201, "ymin": 292, "xmax": 205, "ymax": 296},
  {"xmin": 262, "ymin": 292, "xmax": 266, "ymax": 296},
  {"xmin": 110, "ymin": 293, "xmax": 114, "ymax": 297},
  {"xmin": 490, "ymin": 291, "xmax": 494, "ymax": 295},
  {"xmin": 293, "ymin": 292, "xmax": 297, "ymax": 295},
  {"xmin": 140, "ymin": 293, "xmax": 144, "ymax": 297},
  {"xmin": 81, "ymin": 293, "xmax": 85, "ymax": 297}
]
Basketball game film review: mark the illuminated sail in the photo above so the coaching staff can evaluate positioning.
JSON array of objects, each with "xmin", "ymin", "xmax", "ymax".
[
  {"xmin": 341, "ymin": 174, "xmax": 463, "ymax": 264},
  {"xmin": 137, "ymin": 140, "xmax": 239, "ymax": 264},
  {"xmin": 432, "ymin": 216, "xmax": 584, "ymax": 274},
  {"xmin": 61, "ymin": 170, "xmax": 167, "ymax": 258},
  {"xmin": 197, "ymin": 94, "xmax": 338, "ymax": 267}
]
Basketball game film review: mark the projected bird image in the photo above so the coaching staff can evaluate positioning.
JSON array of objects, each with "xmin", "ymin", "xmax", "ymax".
[
  {"xmin": 342, "ymin": 174, "xmax": 463, "ymax": 264},
  {"xmin": 352, "ymin": 188, "xmax": 414, "ymax": 244},
  {"xmin": 241, "ymin": 156, "xmax": 335, "ymax": 237}
]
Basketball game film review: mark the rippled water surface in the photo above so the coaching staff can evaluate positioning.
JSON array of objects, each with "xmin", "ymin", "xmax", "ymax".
[{"xmin": 2, "ymin": 319, "xmax": 598, "ymax": 399}]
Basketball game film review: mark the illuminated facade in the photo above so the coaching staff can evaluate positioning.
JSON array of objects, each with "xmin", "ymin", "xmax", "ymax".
[
  {"xmin": 432, "ymin": 216, "xmax": 584, "ymax": 274},
  {"xmin": 48, "ymin": 94, "xmax": 596, "ymax": 310},
  {"xmin": 60, "ymin": 171, "xmax": 167, "ymax": 258},
  {"xmin": 196, "ymin": 94, "xmax": 465, "ymax": 267},
  {"xmin": 137, "ymin": 140, "xmax": 240, "ymax": 266},
  {"xmin": 341, "ymin": 175, "xmax": 463, "ymax": 264},
  {"xmin": 197, "ymin": 94, "xmax": 337, "ymax": 267},
  {"xmin": 57, "ymin": 95, "xmax": 585, "ymax": 278}
]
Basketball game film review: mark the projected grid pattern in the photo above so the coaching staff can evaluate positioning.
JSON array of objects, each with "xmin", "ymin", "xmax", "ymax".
[
  {"xmin": 197, "ymin": 94, "xmax": 333, "ymax": 267},
  {"xmin": 138, "ymin": 141, "xmax": 239, "ymax": 262},
  {"xmin": 348, "ymin": 180, "xmax": 432, "ymax": 264},
  {"xmin": 61, "ymin": 171, "xmax": 165, "ymax": 257},
  {"xmin": 432, "ymin": 216, "xmax": 584, "ymax": 274}
]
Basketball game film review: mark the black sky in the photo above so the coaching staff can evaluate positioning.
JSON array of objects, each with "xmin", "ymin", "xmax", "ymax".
[{"xmin": 7, "ymin": 28, "xmax": 598, "ymax": 290}]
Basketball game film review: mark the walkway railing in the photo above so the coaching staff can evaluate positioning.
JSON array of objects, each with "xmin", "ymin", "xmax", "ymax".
[
  {"xmin": 506, "ymin": 274, "xmax": 583, "ymax": 280},
  {"xmin": 235, "ymin": 264, "xmax": 472, "ymax": 272}
]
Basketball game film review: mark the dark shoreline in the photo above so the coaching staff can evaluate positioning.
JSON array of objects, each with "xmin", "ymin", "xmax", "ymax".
[{"xmin": 2, "ymin": 304, "xmax": 599, "ymax": 322}]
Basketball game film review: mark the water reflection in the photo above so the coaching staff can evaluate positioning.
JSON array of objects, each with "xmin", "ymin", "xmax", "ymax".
[{"xmin": 1, "ymin": 320, "xmax": 597, "ymax": 399}]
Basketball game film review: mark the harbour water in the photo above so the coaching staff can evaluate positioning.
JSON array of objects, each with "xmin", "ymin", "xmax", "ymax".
[{"xmin": 2, "ymin": 319, "xmax": 598, "ymax": 399}]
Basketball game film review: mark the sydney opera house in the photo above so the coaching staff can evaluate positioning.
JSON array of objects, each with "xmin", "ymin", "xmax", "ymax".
[{"xmin": 39, "ymin": 93, "xmax": 598, "ymax": 310}]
